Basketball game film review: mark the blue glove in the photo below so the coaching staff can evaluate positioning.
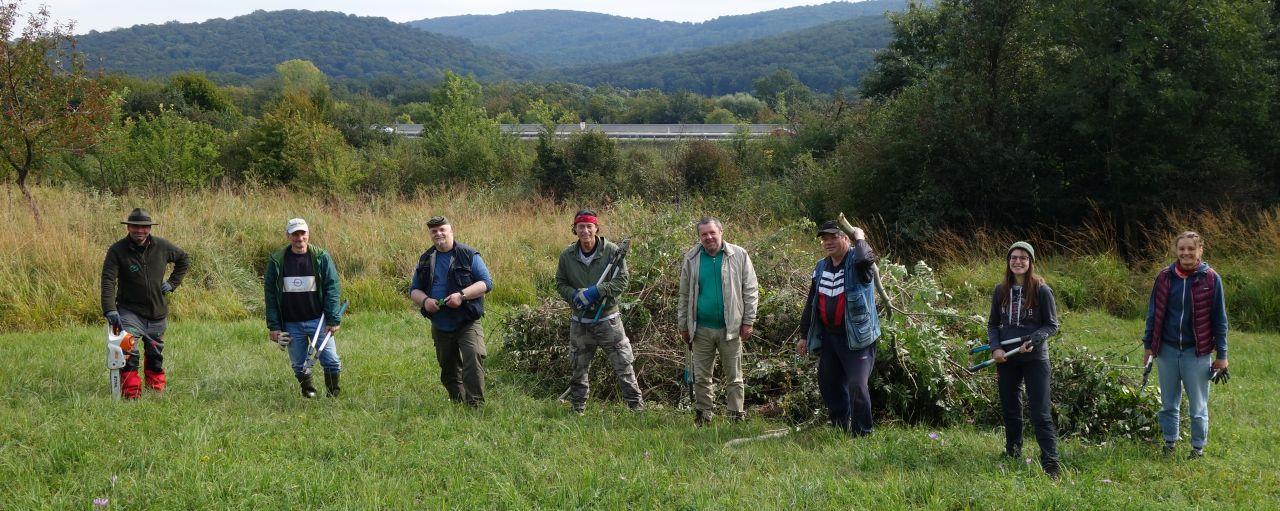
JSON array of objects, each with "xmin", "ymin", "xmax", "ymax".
[
  {"xmin": 105, "ymin": 311, "xmax": 122, "ymax": 332},
  {"xmin": 573, "ymin": 288, "xmax": 591, "ymax": 309},
  {"xmin": 583, "ymin": 286, "xmax": 601, "ymax": 305},
  {"xmin": 161, "ymin": 282, "xmax": 173, "ymax": 293}
]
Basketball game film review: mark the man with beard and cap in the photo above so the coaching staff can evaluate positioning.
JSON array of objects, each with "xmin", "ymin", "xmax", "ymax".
[
  {"xmin": 410, "ymin": 216, "xmax": 493, "ymax": 408},
  {"xmin": 101, "ymin": 208, "xmax": 190, "ymax": 399},
  {"xmin": 555, "ymin": 209, "xmax": 644, "ymax": 414}
]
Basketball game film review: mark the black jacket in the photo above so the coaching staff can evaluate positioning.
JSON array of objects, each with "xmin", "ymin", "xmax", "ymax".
[{"xmin": 101, "ymin": 235, "xmax": 190, "ymax": 320}]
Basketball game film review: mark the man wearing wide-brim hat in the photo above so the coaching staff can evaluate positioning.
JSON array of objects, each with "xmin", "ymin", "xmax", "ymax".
[{"xmin": 101, "ymin": 208, "xmax": 190, "ymax": 399}]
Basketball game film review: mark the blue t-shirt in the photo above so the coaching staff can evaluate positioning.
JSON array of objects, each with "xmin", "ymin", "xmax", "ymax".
[{"xmin": 411, "ymin": 249, "xmax": 493, "ymax": 332}]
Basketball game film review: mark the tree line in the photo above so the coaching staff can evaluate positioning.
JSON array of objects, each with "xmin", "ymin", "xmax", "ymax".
[{"xmin": 4, "ymin": 0, "xmax": 1278, "ymax": 251}]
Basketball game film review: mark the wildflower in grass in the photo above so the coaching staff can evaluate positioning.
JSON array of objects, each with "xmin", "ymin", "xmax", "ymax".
[
  {"xmin": 93, "ymin": 497, "xmax": 109, "ymax": 507},
  {"xmin": 928, "ymin": 432, "xmax": 940, "ymax": 440}
]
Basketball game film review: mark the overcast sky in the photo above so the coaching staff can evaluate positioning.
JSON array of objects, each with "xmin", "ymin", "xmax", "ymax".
[{"xmin": 19, "ymin": 1, "xmax": 847, "ymax": 34}]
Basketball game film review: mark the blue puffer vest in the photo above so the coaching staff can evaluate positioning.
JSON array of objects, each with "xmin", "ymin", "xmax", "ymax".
[{"xmin": 805, "ymin": 254, "xmax": 881, "ymax": 352}]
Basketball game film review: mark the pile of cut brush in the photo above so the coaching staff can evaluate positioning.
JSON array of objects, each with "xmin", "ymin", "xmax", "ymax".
[{"xmin": 498, "ymin": 214, "xmax": 1158, "ymax": 439}]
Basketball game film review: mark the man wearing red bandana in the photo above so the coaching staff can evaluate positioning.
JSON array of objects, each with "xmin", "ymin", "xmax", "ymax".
[{"xmin": 554, "ymin": 209, "xmax": 644, "ymax": 414}]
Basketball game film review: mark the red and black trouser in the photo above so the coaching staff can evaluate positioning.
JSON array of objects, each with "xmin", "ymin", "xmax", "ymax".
[{"xmin": 118, "ymin": 308, "xmax": 166, "ymax": 373}]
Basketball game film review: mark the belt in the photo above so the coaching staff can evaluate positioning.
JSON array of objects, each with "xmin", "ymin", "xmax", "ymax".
[{"xmin": 571, "ymin": 312, "xmax": 620, "ymax": 323}]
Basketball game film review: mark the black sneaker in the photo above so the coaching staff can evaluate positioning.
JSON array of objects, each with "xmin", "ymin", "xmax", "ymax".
[
  {"xmin": 1162, "ymin": 442, "xmax": 1176, "ymax": 457},
  {"xmin": 694, "ymin": 410, "xmax": 711, "ymax": 427},
  {"xmin": 1188, "ymin": 448, "xmax": 1204, "ymax": 460},
  {"xmin": 571, "ymin": 403, "xmax": 586, "ymax": 415},
  {"xmin": 1004, "ymin": 446, "xmax": 1023, "ymax": 459}
]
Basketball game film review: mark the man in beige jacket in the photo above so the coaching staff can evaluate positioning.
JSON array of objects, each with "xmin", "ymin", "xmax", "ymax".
[{"xmin": 678, "ymin": 216, "xmax": 759, "ymax": 426}]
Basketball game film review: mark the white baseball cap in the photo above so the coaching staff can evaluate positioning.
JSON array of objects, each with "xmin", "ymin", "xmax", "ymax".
[{"xmin": 285, "ymin": 218, "xmax": 309, "ymax": 234}]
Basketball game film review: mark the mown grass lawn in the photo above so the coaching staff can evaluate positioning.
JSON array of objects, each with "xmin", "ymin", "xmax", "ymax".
[{"xmin": 2, "ymin": 310, "xmax": 1276, "ymax": 509}]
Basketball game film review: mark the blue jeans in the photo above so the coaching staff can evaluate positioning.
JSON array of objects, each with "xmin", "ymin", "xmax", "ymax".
[
  {"xmin": 1157, "ymin": 345, "xmax": 1211, "ymax": 448},
  {"xmin": 286, "ymin": 318, "xmax": 341, "ymax": 376}
]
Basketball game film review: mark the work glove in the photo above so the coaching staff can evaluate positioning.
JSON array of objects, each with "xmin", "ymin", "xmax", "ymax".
[
  {"xmin": 573, "ymin": 288, "xmax": 591, "ymax": 309},
  {"xmin": 275, "ymin": 331, "xmax": 291, "ymax": 351},
  {"xmin": 161, "ymin": 282, "xmax": 173, "ymax": 293},
  {"xmin": 1210, "ymin": 367, "xmax": 1230, "ymax": 385},
  {"xmin": 105, "ymin": 311, "xmax": 122, "ymax": 334}
]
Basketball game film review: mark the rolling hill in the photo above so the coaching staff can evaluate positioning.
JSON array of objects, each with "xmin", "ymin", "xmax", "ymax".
[
  {"xmin": 76, "ymin": 10, "xmax": 537, "ymax": 80},
  {"xmin": 408, "ymin": 1, "xmax": 907, "ymax": 66},
  {"xmin": 541, "ymin": 15, "xmax": 896, "ymax": 94}
]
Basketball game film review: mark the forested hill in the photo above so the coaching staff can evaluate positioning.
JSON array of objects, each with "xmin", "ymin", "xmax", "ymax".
[
  {"xmin": 408, "ymin": 0, "xmax": 907, "ymax": 66},
  {"xmin": 75, "ymin": 10, "xmax": 536, "ymax": 80},
  {"xmin": 542, "ymin": 15, "xmax": 895, "ymax": 94}
]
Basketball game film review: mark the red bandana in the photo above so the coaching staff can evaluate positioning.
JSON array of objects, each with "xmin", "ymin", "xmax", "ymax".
[{"xmin": 574, "ymin": 214, "xmax": 598, "ymax": 226}]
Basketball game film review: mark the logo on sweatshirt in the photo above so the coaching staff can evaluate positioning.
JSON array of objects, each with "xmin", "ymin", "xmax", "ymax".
[{"xmin": 129, "ymin": 264, "xmax": 140, "ymax": 273}]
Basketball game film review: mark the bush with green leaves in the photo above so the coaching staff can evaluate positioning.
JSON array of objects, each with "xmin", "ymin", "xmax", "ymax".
[
  {"xmin": 674, "ymin": 140, "xmax": 741, "ymax": 195},
  {"xmin": 533, "ymin": 131, "xmax": 621, "ymax": 200}
]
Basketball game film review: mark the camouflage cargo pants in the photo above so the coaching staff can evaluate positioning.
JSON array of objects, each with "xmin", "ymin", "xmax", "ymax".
[{"xmin": 567, "ymin": 316, "xmax": 644, "ymax": 409}]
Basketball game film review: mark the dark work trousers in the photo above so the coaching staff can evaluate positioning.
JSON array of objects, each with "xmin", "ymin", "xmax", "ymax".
[
  {"xmin": 432, "ymin": 322, "xmax": 486, "ymax": 406},
  {"xmin": 996, "ymin": 356, "xmax": 1059, "ymax": 463},
  {"xmin": 817, "ymin": 328, "xmax": 876, "ymax": 436},
  {"xmin": 118, "ymin": 307, "xmax": 166, "ymax": 373}
]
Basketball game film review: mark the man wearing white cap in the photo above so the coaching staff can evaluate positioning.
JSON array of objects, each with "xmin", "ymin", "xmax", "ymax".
[{"xmin": 264, "ymin": 217, "xmax": 345, "ymax": 398}]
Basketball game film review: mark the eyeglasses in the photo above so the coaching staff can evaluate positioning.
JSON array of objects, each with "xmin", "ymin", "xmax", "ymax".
[{"xmin": 1008, "ymin": 256, "xmax": 1030, "ymax": 262}]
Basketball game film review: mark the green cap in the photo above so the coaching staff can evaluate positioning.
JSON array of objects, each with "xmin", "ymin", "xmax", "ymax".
[{"xmin": 1008, "ymin": 241, "xmax": 1035, "ymax": 261}]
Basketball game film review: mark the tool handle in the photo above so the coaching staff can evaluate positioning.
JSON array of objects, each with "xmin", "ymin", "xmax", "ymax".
[
  {"xmin": 968, "ymin": 336, "xmax": 1028, "ymax": 354},
  {"xmin": 968, "ymin": 345, "xmax": 1025, "ymax": 372}
]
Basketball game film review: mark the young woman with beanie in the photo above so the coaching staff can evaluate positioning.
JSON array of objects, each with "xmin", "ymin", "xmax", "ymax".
[{"xmin": 987, "ymin": 241, "xmax": 1061, "ymax": 478}]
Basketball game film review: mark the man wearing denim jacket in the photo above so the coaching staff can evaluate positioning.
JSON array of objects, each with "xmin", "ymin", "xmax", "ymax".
[{"xmin": 795, "ymin": 220, "xmax": 881, "ymax": 436}]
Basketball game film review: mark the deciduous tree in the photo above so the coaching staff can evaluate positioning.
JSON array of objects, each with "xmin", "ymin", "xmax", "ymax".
[{"xmin": 0, "ymin": 2, "xmax": 112, "ymax": 218}]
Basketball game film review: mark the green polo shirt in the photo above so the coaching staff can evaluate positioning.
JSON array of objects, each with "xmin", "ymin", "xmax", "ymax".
[{"xmin": 696, "ymin": 245, "xmax": 726, "ymax": 329}]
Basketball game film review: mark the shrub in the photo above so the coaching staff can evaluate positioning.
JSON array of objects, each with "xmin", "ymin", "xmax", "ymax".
[
  {"xmin": 533, "ymin": 131, "xmax": 620, "ymax": 200},
  {"xmin": 674, "ymin": 140, "xmax": 740, "ymax": 195}
]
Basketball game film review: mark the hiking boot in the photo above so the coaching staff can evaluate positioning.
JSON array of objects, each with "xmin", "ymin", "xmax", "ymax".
[
  {"xmin": 144, "ymin": 369, "xmax": 166, "ymax": 393},
  {"xmin": 728, "ymin": 411, "xmax": 747, "ymax": 423},
  {"xmin": 1004, "ymin": 446, "xmax": 1022, "ymax": 459},
  {"xmin": 1162, "ymin": 442, "xmax": 1176, "ymax": 457},
  {"xmin": 297, "ymin": 373, "xmax": 318, "ymax": 399},
  {"xmin": 1043, "ymin": 459, "xmax": 1061, "ymax": 480},
  {"xmin": 694, "ymin": 410, "xmax": 712, "ymax": 427},
  {"xmin": 323, "ymin": 371, "xmax": 341, "ymax": 398},
  {"xmin": 571, "ymin": 403, "xmax": 586, "ymax": 415},
  {"xmin": 1188, "ymin": 448, "xmax": 1204, "ymax": 460},
  {"xmin": 628, "ymin": 401, "xmax": 645, "ymax": 413}
]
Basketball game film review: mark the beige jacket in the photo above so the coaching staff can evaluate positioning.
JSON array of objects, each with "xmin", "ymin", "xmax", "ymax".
[{"xmin": 678, "ymin": 242, "xmax": 759, "ymax": 339}]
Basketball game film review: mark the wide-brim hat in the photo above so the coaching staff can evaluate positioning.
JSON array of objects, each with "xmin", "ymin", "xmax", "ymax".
[{"xmin": 121, "ymin": 208, "xmax": 158, "ymax": 226}]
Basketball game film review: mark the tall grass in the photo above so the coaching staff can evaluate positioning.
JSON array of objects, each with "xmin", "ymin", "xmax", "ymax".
[
  {"xmin": 0, "ymin": 185, "xmax": 795, "ymax": 332},
  {"xmin": 924, "ymin": 206, "xmax": 1280, "ymax": 330}
]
